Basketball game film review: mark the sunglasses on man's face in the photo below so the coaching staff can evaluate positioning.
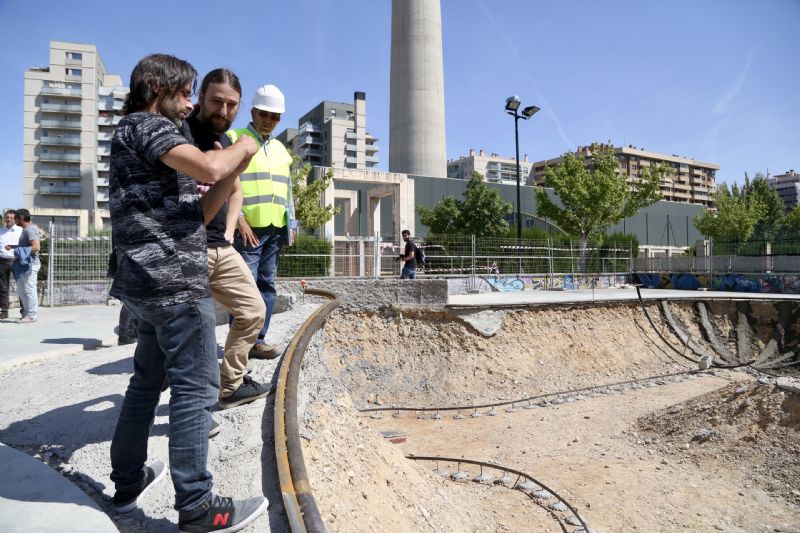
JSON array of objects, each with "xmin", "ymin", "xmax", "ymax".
[{"xmin": 256, "ymin": 110, "xmax": 281, "ymax": 121}]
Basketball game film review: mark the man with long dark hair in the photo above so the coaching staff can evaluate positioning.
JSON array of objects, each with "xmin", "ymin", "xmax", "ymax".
[
  {"xmin": 108, "ymin": 54, "xmax": 267, "ymax": 532},
  {"xmin": 183, "ymin": 68, "xmax": 271, "ymax": 410}
]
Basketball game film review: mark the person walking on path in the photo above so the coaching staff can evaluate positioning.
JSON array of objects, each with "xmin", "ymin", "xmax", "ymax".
[
  {"xmin": 227, "ymin": 84, "xmax": 295, "ymax": 360},
  {"xmin": 7, "ymin": 209, "xmax": 40, "ymax": 322},
  {"xmin": 0, "ymin": 209, "xmax": 21, "ymax": 319},
  {"xmin": 182, "ymin": 68, "xmax": 270, "ymax": 410},
  {"xmin": 398, "ymin": 229, "xmax": 419, "ymax": 280},
  {"xmin": 107, "ymin": 53, "xmax": 266, "ymax": 532}
]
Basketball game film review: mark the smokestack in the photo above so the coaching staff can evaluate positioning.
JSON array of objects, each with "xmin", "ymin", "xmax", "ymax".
[{"xmin": 389, "ymin": 0, "xmax": 446, "ymax": 178}]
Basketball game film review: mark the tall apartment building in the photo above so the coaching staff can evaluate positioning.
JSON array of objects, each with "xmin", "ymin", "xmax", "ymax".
[
  {"xmin": 447, "ymin": 149, "xmax": 533, "ymax": 184},
  {"xmin": 530, "ymin": 144, "xmax": 718, "ymax": 206},
  {"xmin": 23, "ymin": 41, "xmax": 128, "ymax": 234},
  {"xmin": 768, "ymin": 170, "xmax": 800, "ymax": 210},
  {"xmin": 277, "ymin": 92, "xmax": 379, "ymax": 170}
]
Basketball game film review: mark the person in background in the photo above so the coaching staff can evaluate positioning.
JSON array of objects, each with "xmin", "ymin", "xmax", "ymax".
[
  {"xmin": 0, "ymin": 209, "xmax": 21, "ymax": 319},
  {"xmin": 7, "ymin": 209, "xmax": 40, "ymax": 322},
  {"xmin": 228, "ymin": 84, "xmax": 295, "ymax": 360},
  {"xmin": 398, "ymin": 229, "xmax": 418, "ymax": 280}
]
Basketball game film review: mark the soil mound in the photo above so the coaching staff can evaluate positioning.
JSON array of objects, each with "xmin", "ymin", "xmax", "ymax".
[{"xmin": 637, "ymin": 380, "xmax": 800, "ymax": 503}]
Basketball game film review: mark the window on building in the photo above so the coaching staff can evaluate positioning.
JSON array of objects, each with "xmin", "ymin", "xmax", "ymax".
[
  {"xmin": 330, "ymin": 109, "xmax": 336, "ymax": 117},
  {"xmin": 67, "ymin": 52, "xmax": 83, "ymax": 61},
  {"xmin": 66, "ymin": 68, "xmax": 82, "ymax": 77}
]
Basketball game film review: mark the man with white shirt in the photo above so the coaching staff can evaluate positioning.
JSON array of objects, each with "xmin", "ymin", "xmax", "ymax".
[{"xmin": 0, "ymin": 210, "xmax": 21, "ymax": 319}]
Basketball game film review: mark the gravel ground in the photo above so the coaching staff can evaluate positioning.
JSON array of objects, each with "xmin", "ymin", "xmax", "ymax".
[{"xmin": 0, "ymin": 299, "xmax": 323, "ymax": 532}]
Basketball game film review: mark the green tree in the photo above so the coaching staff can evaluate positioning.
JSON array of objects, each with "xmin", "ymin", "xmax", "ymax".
[
  {"xmin": 743, "ymin": 172, "xmax": 784, "ymax": 240},
  {"xmin": 417, "ymin": 171, "xmax": 512, "ymax": 237},
  {"xmin": 534, "ymin": 143, "xmax": 665, "ymax": 261},
  {"xmin": 694, "ymin": 183, "xmax": 765, "ymax": 243},
  {"xmin": 785, "ymin": 205, "xmax": 800, "ymax": 232},
  {"xmin": 290, "ymin": 156, "xmax": 339, "ymax": 232}
]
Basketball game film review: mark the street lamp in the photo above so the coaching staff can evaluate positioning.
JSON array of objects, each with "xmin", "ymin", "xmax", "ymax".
[{"xmin": 505, "ymin": 96, "xmax": 540, "ymax": 239}]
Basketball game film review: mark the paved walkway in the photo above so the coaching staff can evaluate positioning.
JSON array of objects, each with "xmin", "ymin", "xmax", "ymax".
[
  {"xmin": 0, "ymin": 304, "xmax": 120, "ymax": 369},
  {"xmin": 448, "ymin": 287, "xmax": 800, "ymax": 307}
]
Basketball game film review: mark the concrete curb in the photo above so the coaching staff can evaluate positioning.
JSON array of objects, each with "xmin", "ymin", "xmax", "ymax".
[{"xmin": 0, "ymin": 443, "xmax": 117, "ymax": 533}]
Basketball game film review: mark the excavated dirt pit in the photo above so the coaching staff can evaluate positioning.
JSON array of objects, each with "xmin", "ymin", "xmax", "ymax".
[{"xmin": 300, "ymin": 301, "xmax": 800, "ymax": 532}]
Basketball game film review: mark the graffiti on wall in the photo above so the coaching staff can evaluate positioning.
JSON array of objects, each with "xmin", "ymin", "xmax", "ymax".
[
  {"xmin": 484, "ymin": 274, "xmax": 628, "ymax": 292},
  {"xmin": 631, "ymin": 272, "xmax": 800, "ymax": 295}
]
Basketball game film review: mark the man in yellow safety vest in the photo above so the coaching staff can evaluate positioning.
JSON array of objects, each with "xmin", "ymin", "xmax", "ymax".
[{"xmin": 227, "ymin": 84, "xmax": 295, "ymax": 359}]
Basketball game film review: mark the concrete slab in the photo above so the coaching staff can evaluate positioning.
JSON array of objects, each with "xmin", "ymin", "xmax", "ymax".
[
  {"xmin": 0, "ymin": 304, "xmax": 119, "ymax": 369},
  {"xmin": 447, "ymin": 287, "xmax": 800, "ymax": 308},
  {"xmin": 0, "ymin": 443, "xmax": 117, "ymax": 533}
]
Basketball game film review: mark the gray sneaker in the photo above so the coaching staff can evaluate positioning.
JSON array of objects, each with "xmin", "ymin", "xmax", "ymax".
[
  {"xmin": 178, "ymin": 495, "xmax": 267, "ymax": 532},
  {"xmin": 218, "ymin": 375, "xmax": 273, "ymax": 410},
  {"xmin": 113, "ymin": 461, "xmax": 167, "ymax": 513}
]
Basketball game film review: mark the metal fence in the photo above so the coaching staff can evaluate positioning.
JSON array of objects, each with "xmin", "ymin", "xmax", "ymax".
[
  {"xmin": 30, "ymin": 225, "xmax": 800, "ymax": 306},
  {"xmin": 42, "ymin": 222, "xmax": 112, "ymax": 306}
]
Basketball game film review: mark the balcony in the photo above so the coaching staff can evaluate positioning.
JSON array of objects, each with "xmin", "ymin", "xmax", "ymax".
[
  {"xmin": 298, "ymin": 147, "xmax": 321, "ymax": 159},
  {"xmin": 96, "ymin": 192, "xmax": 109, "ymax": 202},
  {"xmin": 39, "ymin": 152, "xmax": 80, "ymax": 162},
  {"xmin": 365, "ymin": 143, "xmax": 379, "ymax": 153},
  {"xmin": 97, "ymin": 146, "xmax": 111, "ymax": 156},
  {"xmin": 97, "ymin": 162, "xmax": 110, "ymax": 172},
  {"xmin": 298, "ymin": 122, "xmax": 319, "ymax": 134},
  {"xmin": 41, "ymin": 86, "xmax": 82, "ymax": 97},
  {"xmin": 39, "ymin": 168, "xmax": 81, "ymax": 178},
  {"xmin": 96, "ymin": 177, "xmax": 110, "ymax": 187},
  {"xmin": 296, "ymin": 135, "xmax": 321, "ymax": 147},
  {"xmin": 345, "ymin": 143, "xmax": 358, "ymax": 152},
  {"xmin": 39, "ymin": 136, "xmax": 80, "ymax": 146},
  {"xmin": 39, "ymin": 184, "xmax": 82, "ymax": 195},
  {"xmin": 98, "ymin": 116, "xmax": 122, "ymax": 126},
  {"xmin": 344, "ymin": 132, "xmax": 357, "ymax": 141},
  {"xmin": 345, "ymin": 156, "xmax": 357, "ymax": 164},
  {"xmin": 40, "ymin": 119, "xmax": 81, "ymax": 130},
  {"xmin": 97, "ymin": 132, "xmax": 113, "ymax": 141},
  {"xmin": 366, "ymin": 155, "xmax": 379, "ymax": 164},
  {"xmin": 40, "ymin": 103, "xmax": 82, "ymax": 114}
]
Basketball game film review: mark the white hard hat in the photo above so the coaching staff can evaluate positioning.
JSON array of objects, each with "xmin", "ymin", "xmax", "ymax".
[{"xmin": 252, "ymin": 84, "xmax": 285, "ymax": 114}]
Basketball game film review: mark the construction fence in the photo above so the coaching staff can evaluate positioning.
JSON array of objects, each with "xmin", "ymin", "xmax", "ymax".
[{"xmin": 16, "ymin": 226, "xmax": 800, "ymax": 307}]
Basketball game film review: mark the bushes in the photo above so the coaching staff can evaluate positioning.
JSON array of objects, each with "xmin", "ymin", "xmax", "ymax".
[{"xmin": 278, "ymin": 235, "xmax": 332, "ymax": 277}]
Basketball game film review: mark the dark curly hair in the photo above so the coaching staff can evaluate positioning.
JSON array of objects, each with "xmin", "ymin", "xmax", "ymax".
[{"xmin": 124, "ymin": 54, "xmax": 197, "ymax": 115}]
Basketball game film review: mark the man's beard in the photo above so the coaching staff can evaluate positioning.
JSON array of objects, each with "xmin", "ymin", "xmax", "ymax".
[
  {"xmin": 160, "ymin": 95, "xmax": 188, "ymax": 127},
  {"xmin": 198, "ymin": 109, "xmax": 232, "ymax": 134}
]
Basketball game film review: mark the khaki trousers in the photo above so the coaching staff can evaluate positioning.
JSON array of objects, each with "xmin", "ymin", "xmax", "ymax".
[{"xmin": 208, "ymin": 246, "xmax": 265, "ymax": 398}]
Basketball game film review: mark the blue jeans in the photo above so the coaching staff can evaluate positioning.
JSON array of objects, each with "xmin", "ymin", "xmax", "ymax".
[
  {"xmin": 16, "ymin": 260, "xmax": 40, "ymax": 319},
  {"xmin": 110, "ymin": 297, "xmax": 219, "ymax": 515},
  {"xmin": 401, "ymin": 266, "xmax": 417, "ymax": 279},
  {"xmin": 235, "ymin": 229, "xmax": 282, "ymax": 341}
]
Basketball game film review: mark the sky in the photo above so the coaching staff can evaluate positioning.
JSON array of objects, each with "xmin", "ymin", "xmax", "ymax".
[{"xmin": 0, "ymin": 0, "xmax": 798, "ymax": 210}]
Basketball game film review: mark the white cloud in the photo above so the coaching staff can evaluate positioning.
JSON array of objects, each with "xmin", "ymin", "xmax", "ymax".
[{"xmin": 712, "ymin": 49, "xmax": 755, "ymax": 115}]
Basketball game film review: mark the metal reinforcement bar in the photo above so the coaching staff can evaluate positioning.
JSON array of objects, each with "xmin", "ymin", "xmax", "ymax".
[
  {"xmin": 407, "ymin": 455, "xmax": 591, "ymax": 532},
  {"xmin": 359, "ymin": 368, "xmax": 700, "ymax": 414},
  {"xmin": 274, "ymin": 287, "xmax": 340, "ymax": 533}
]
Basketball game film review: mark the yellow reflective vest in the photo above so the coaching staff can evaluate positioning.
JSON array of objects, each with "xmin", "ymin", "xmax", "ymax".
[{"xmin": 226, "ymin": 125, "xmax": 295, "ymax": 230}]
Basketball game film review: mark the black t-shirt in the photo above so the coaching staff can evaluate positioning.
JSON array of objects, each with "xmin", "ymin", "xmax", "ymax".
[
  {"xmin": 404, "ymin": 239, "xmax": 417, "ymax": 269},
  {"xmin": 181, "ymin": 112, "xmax": 233, "ymax": 248},
  {"xmin": 109, "ymin": 112, "xmax": 209, "ymax": 306}
]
